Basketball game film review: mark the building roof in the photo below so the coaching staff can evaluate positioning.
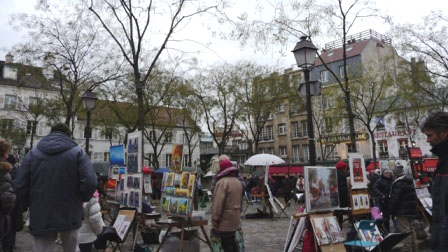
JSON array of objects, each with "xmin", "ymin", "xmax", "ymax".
[{"xmin": 314, "ymin": 39, "xmax": 369, "ymax": 67}]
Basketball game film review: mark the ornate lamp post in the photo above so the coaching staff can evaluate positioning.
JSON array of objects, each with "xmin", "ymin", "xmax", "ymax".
[
  {"xmin": 292, "ymin": 36, "xmax": 318, "ymax": 165},
  {"xmin": 82, "ymin": 90, "xmax": 98, "ymax": 155}
]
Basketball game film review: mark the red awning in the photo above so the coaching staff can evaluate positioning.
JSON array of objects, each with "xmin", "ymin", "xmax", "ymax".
[
  {"xmin": 269, "ymin": 166, "xmax": 303, "ymax": 176},
  {"xmin": 423, "ymin": 158, "xmax": 438, "ymax": 172}
]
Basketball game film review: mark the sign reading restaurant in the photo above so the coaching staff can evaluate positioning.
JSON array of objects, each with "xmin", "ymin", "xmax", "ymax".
[
  {"xmin": 373, "ymin": 129, "xmax": 416, "ymax": 139},
  {"xmin": 319, "ymin": 133, "xmax": 369, "ymax": 144}
]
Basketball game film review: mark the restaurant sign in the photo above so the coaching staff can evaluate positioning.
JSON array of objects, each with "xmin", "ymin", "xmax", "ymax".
[
  {"xmin": 373, "ymin": 129, "xmax": 416, "ymax": 139},
  {"xmin": 319, "ymin": 133, "xmax": 369, "ymax": 144}
]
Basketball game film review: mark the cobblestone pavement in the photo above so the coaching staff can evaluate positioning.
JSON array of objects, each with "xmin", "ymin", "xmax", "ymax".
[{"xmin": 14, "ymin": 200, "xmax": 431, "ymax": 251}]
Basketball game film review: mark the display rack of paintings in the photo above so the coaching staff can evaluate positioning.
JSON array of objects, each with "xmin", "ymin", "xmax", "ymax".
[
  {"xmin": 160, "ymin": 171, "xmax": 195, "ymax": 217},
  {"xmin": 304, "ymin": 166, "xmax": 340, "ymax": 213},
  {"xmin": 117, "ymin": 174, "xmax": 143, "ymax": 212},
  {"xmin": 127, "ymin": 131, "xmax": 142, "ymax": 173},
  {"xmin": 348, "ymin": 153, "xmax": 368, "ymax": 189}
]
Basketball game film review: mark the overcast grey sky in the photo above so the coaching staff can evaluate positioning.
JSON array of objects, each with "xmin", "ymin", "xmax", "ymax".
[{"xmin": 0, "ymin": 0, "xmax": 446, "ymax": 70}]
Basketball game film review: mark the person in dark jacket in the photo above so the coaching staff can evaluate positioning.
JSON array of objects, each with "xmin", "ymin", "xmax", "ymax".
[
  {"xmin": 335, "ymin": 161, "xmax": 349, "ymax": 226},
  {"xmin": 368, "ymin": 169, "xmax": 381, "ymax": 205},
  {"xmin": 389, "ymin": 165, "xmax": 418, "ymax": 252},
  {"xmin": 0, "ymin": 140, "xmax": 16, "ymax": 212},
  {"xmin": 15, "ymin": 123, "xmax": 97, "ymax": 252},
  {"xmin": 282, "ymin": 175, "xmax": 295, "ymax": 207},
  {"xmin": 420, "ymin": 111, "xmax": 448, "ymax": 251},
  {"xmin": 372, "ymin": 169, "xmax": 393, "ymax": 232}
]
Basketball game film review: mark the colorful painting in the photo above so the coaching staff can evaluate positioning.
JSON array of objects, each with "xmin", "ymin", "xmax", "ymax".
[
  {"xmin": 174, "ymin": 173, "xmax": 181, "ymax": 186},
  {"xmin": 164, "ymin": 187, "xmax": 175, "ymax": 196},
  {"xmin": 161, "ymin": 172, "xmax": 167, "ymax": 192},
  {"xmin": 162, "ymin": 196, "xmax": 170, "ymax": 212},
  {"xmin": 349, "ymin": 153, "xmax": 368, "ymax": 189},
  {"xmin": 180, "ymin": 172, "xmax": 190, "ymax": 189},
  {"xmin": 171, "ymin": 145, "xmax": 183, "ymax": 172},
  {"xmin": 187, "ymin": 174, "xmax": 195, "ymax": 197},
  {"xmin": 165, "ymin": 173, "xmax": 174, "ymax": 187},
  {"xmin": 170, "ymin": 198, "xmax": 178, "ymax": 214},
  {"xmin": 110, "ymin": 145, "xmax": 125, "ymax": 165},
  {"xmin": 310, "ymin": 217, "xmax": 332, "ymax": 245},
  {"xmin": 127, "ymin": 131, "xmax": 142, "ymax": 173},
  {"xmin": 304, "ymin": 166, "xmax": 339, "ymax": 212},
  {"xmin": 176, "ymin": 188, "xmax": 188, "ymax": 197},
  {"xmin": 177, "ymin": 198, "xmax": 189, "ymax": 215},
  {"xmin": 325, "ymin": 216, "xmax": 345, "ymax": 243}
]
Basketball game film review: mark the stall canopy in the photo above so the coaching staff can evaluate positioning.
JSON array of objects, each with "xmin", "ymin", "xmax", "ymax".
[
  {"xmin": 268, "ymin": 165, "xmax": 303, "ymax": 176},
  {"xmin": 366, "ymin": 162, "xmax": 379, "ymax": 172}
]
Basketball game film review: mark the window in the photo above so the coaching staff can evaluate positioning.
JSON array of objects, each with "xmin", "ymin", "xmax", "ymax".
[
  {"xmin": 290, "ymin": 102, "xmax": 298, "ymax": 114},
  {"xmin": 104, "ymin": 152, "xmax": 110, "ymax": 162},
  {"xmin": 396, "ymin": 112, "xmax": 406, "ymax": 128},
  {"xmin": 378, "ymin": 140, "xmax": 389, "ymax": 158},
  {"xmin": 0, "ymin": 119, "xmax": 13, "ymax": 135},
  {"xmin": 259, "ymin": 148, "xmax": 265, "ymax": 154},
  {"xmin": 26, "ymin": 121, "xmax": 37, "ymax": 135},
  {"xmin": 347, "ymin": 143, "xmax": 361, "ymax": 153},
  {"xmin": 322, "ymin": 96, "xmax": 331, "ymax": 110},
  {"xmin": 320, "ymin": 70, "xmax": 329, "ymax": 83},
  {"xmin": 238, "ymin": 141, "xmax": 248, "ymax": 150},
  {"xmin": 144, "ymin": 153, "xmax": 155, "ymax": 167},
  {"xmin": 376, "ymin": 117, "xmax": 385, "ymax": 130},
  {"xmin": 278, "ymin": 123, "xmax": 286, "ymax": 135},
  {"xmin": 303, "ymin": 144, "xmax": 309, "ymax": 161},
  {"xmin": 29, "ymin": 97, "xmax": 38, "ymax": 106},
  {"xmin": 277, "ymin": 103, "xmax": 285, "ymax": 113},
  {"xmin": 266, "ymin": 125, "xmax": 274, "ymax": 140},
  {"xmin": 291, "ymin": 121, "xmax": 299, "ymax": 138},
  {"xmin": 267, "ymin": 147, "xmax": 274, "ymax": 154},
  {"xmin": 279, "ymin": 146, "xmax": 287, "ymax": 157},
  {"xmin": 325, "ymin": 118, "xmax": 333, "ymax": 133},
  {"xmin": 164, "ymin": 132, "xmax": 173, "ymax": 143},
  {"xmin": 325, "ymin": 145, "xmax": 335, "ymax": 160},
  {"xmin": 300, "ymin": 120, "xmax": 308, "ymax": 137},
  {"xmin": 148, "ymin": 131, "xmax": 156, "ymax": 142},
  {"xmin": 165, "ymin": 154, "xmax": 172, "ymax": 167},
  {"xmin": 104, "ymin": 128, "xmax": 113, "ymax": 140},
  {"xmin": 339, "ymin": 65, "xmax": 345, "ymax": 78},
  {"xmin": 292, "ymin": 145, "xmax": 300, "ymax": 162},
  {"xmin": 259, "ymin": 127, "xmax": 265, "ymax": 139},
  {"xmin": 4, "ymin": 95, "xmax": 16, "ymax": 110},
  {"xmin": 398, "ymin": 139, "xmax": 408, "ymax": 159}
]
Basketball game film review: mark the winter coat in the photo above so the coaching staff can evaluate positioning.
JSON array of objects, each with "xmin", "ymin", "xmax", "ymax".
[
  {"xmin": 368, "ymin": 173, "xmax": 381, "ymax": 196},
  {"xmin": 429, "ymin": 139, "xmax": 448, "ymax": 251},
  {"xmin": 212, "ymin": 167, "xmax": 243, "ymax": 233},
  {"xmin": 372, "ymin": 176, "xmax": 392, "ymax": 200},
  {"xmin": 388, "ymin": 174, "xmax": 417, "ymax": 217},
  {"xmin": 283, "ymin": 178, "xmax": 295, "ymax": 194},
  {"xmin": 337, "ymin": 170, "xmax": 349, "ymax": 208},
  {"xmin": 0, "ymin": 161, "xmax": 15, "ymax": 214},
  {"xmin": 79, "ymin": 192, "xmax": 105, "ymax": 244},
  {"xmin": 15, "ymin": 132, "xmax": 97, "ymax": 236}
]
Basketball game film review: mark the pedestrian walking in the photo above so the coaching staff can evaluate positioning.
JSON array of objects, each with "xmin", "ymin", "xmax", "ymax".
[
  {"xmin": 420, "ymin": 111, "xmax": 448, "ymax": 251},
  {"xmin": 389, "ymin": 165, "xmax": 418, "ymax": 252},
  {"xmin": 372, "ymin": 169, "xmax": 393, "ymax": 233},
  {"xmin": 0, "ymin": 139, "xmax": 16, "ymax": 250},
  {"xmin": 282, "ymin": 175, "xmax": 295, "ymax": 207},
  {"xmin": 78, "ymin": 190, "xmax": 105, "ymax": 252},
  {"xmin": 211, "ymin": 157, "xmax": 244, "ymax": 252},
  {"xmin": 15, "ymin": 123, "xmax": 97, "ymax": 252}
]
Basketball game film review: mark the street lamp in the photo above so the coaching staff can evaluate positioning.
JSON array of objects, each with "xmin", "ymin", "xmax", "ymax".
[
  {"xmin": 82, "ymin": 90, "xmax": 98, "ymax": 155},
  {"xmin": 292, "ymin": 36, "xmax": 318, "ymax": 166}
]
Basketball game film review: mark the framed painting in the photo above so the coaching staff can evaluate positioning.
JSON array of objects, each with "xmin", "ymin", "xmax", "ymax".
[
  {"xmin": 304, "ymin": 166, "xmax": 340, "ymax": 212},
  {"xmin": 348, "ymin": 153, "xmax": 368, "ymax": 189}
]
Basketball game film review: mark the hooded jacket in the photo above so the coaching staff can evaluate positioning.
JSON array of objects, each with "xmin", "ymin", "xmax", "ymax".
[
  {"xmin": 389, "ymin": 174, "xmax": 417, "ymax": 217},
  {"xmin": 15, "ymin": 132, "xmax": 97, "ymax": 236},
  {"xmin": 79, "ymin": 192, "xmax": 105, "ymax": 244},
  {"xmin": 0, "ymin": 161, "xmax": 15, "ymax": 214},
  {"xmin": 212, "ymin": 167, "xmax": 242, "ymax": 233},
  {"xmin": 429, "ymin": 139, "xmax": 448, "ymax": 251}
]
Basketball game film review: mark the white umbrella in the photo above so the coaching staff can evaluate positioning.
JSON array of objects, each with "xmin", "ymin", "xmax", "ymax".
[
  {"xmin": 204, "ymin": 170, "xmax": 215, "ymax": 177},
  {"xmin": 244, "ymin": 154, "xmax": 285, "ymax": 166}
]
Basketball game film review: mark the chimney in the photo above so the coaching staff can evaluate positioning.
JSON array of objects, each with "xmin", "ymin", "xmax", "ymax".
[
  {"xmin": 5, "ymin": 53, "xmax": 14, "ymax": 64},
  {"xmin": 43, "ymin": 53, "xmax": 55, "ymax": 80}
]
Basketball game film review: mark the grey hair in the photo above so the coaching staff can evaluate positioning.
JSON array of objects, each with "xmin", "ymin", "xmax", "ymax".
[{"xmin": 420, "ymin": 111, "xmax": 448, "ymax": 133}]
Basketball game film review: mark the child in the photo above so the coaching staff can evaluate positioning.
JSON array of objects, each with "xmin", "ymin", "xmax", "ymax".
[{"xmin": 78, "ymin": 190, "xmax": 105, "ymax": 252}]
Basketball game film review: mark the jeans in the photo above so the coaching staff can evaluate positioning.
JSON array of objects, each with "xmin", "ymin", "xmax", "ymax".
[{"xmin": 221, "ymin": 235, "xmax": 237, "ymax": 252}]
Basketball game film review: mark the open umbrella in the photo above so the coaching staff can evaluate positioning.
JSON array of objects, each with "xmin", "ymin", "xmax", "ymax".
[{"xmin": 244, "ymin": 154, "xmax": 285, "ymax": 166}]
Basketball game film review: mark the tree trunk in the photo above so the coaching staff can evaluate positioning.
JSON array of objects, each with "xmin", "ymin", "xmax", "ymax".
[
  {"xmin": 369, "ymin": 131, "xmax": 378, "ymax": 170},
  {"xmin": 345, "ymin": 90, "xmax": 357, "ymax": 152}
]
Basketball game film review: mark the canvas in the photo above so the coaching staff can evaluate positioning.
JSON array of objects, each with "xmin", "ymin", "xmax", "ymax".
[
  {"xmin": 325, "ymin": 216, "xmax": 345, "ymax": 243},
  {"xmin": 304, "ymin": 166, "xmax": 340, "ymax": 212},
  {"xmin": 310, "ymin": 217, "xmax": 331, "ymax": 245},
  {"xmin": 348, "ymin": 153, "xmax": 368, "ymax": 189}
]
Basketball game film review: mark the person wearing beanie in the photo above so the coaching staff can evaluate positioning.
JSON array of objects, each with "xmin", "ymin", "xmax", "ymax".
[
  {"xmin": 335, "ymin": 161, "xmax": 348, "ymax": 226},
  {"xmin": 367, "ymin": 168, "xmax": 381, "ymax": 205},
  {"xmin": 389, "ymin": 165, "xmax": 418, "ymax": 251},
  {"xmin": 211, "ymin": 157, "xmax": 243, "ymax": 251},
  {"xmin": 420, "ymin": 111, "xmax": 448, "ymax": 251},
  {"xmin": 372, "ymin": 169, "xmax": 393, "ymax": 232}
]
